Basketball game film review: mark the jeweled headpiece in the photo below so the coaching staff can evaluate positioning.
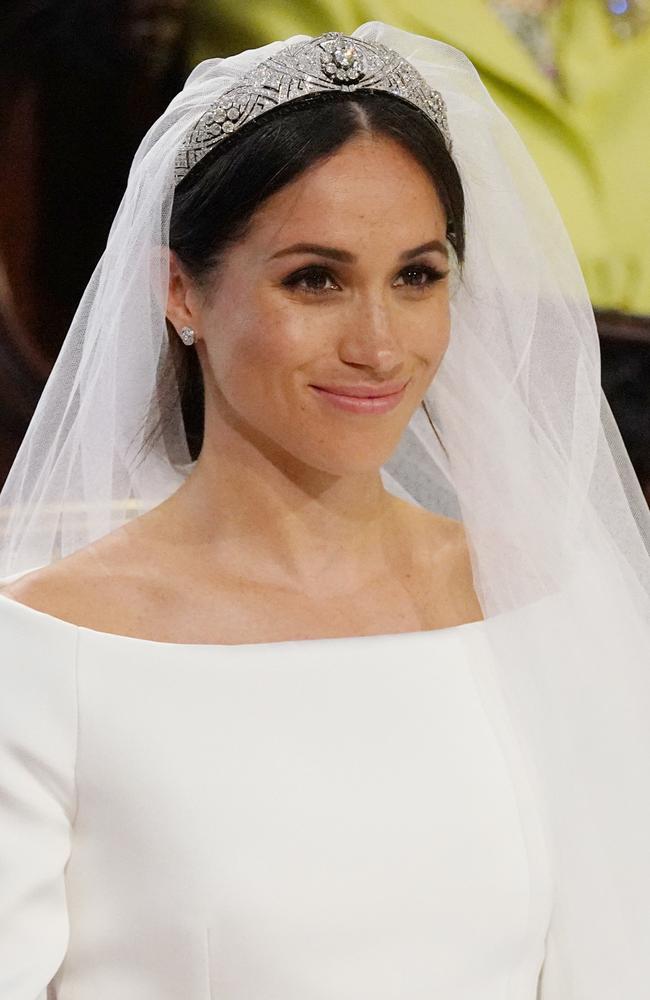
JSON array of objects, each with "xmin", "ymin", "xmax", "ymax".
[{"xmin": 174, "ymin": 32, "xmax": 452, "ymax": 186}]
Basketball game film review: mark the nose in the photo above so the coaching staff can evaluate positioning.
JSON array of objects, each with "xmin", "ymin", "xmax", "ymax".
[{"xmin": 337, "ymin": 296, "xmax": 405, "ymax": 374}]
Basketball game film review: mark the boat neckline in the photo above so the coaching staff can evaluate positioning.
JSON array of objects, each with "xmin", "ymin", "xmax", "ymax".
[{"xmin": 0, "ymin": 587, "xmax": 488, "ymax": 651}]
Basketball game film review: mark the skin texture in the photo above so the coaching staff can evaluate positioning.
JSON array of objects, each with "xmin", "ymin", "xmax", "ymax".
[{"xmin": 3, "ymin": 133, "xmax": 482, "ymax": 642}]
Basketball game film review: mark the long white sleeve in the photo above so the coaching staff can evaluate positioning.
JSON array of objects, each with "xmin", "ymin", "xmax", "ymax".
[{"xmin": 0, "ymin": 597, "xmax": 78, "ymax": 999}]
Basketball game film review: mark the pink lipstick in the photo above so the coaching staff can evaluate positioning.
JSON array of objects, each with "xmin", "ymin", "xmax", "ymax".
[{"xmin": 310, "ymin": 380, "xmax": 409, "ymax": 414}]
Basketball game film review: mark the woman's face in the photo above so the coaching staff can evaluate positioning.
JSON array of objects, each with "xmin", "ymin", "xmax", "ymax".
[{"xmin": 173, "ymin": 133, "xmax": 451, "ymax": 475}]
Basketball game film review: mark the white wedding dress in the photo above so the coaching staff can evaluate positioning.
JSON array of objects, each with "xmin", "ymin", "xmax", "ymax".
[{"xmin": 0, "ymin": 589, "xmax": 553, "ymax": 1000}]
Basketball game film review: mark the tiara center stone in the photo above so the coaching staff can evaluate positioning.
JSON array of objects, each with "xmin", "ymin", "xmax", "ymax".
[{"xmin": 321, "ymin": 38, "xmax": 365, "ymax": 84}]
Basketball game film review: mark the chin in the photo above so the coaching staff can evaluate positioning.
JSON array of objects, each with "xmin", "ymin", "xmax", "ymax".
[{"xmin": 299, "ymin": 439, "xmax": 403, "ymax": 478}]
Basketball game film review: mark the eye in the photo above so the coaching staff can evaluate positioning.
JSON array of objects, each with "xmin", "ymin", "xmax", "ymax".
[
  {"xmin": 281, "ymin": 265, "xmax": 340, "ymax": 295},
  {"xmin": 394, "ymin": 264, "xmax": 449, "ymax": 289}
]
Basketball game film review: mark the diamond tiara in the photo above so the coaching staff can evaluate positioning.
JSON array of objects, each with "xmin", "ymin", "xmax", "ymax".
[{"xmin": 174, "ymin": 32, "xmax": 452, "ymax": 186}]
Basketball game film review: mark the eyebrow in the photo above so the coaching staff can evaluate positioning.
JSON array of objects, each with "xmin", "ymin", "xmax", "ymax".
[{"xmin": 269, "ymin": 239, "xmax": 449, "ymax": 263}]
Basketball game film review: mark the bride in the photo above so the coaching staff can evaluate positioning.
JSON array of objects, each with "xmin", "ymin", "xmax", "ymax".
[
  {"xmin": 3, "ymin": 112, "xmax": 480, "ymax": 640},
  {"xmin": 0, "ymin": 22, "xmax": 648, "ymax": 1000}
]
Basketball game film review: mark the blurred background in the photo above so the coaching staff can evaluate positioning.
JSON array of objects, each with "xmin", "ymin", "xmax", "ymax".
[{"xmin": 1, "ymin": 0, "xmax": 648, "ymax": 500}]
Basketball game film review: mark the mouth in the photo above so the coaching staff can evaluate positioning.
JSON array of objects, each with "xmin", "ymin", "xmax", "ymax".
[{"xmin": 309, "ymin": 380, "xmax": 410, "ymax": 414}]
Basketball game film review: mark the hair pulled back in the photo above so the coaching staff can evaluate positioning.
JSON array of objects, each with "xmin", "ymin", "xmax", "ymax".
[{"xmin": 167, "ymin": 90, "xmax": 466, "ymax": 459}]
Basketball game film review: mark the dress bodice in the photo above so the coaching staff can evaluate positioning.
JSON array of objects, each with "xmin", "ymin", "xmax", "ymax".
[{"xmin": 0, "ymin": 593, "xmax": 553, "ymax": 999}]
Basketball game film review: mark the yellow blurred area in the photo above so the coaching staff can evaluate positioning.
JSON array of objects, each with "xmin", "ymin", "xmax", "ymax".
[{"xmin": 190, "ymin": 0, "xmax": 650, "ymax": 315}]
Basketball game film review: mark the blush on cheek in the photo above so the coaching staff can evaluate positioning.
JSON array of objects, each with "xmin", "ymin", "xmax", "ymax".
[{"xmin": 247, "ymin": 323, "xmax": 322, "ymax": 387}]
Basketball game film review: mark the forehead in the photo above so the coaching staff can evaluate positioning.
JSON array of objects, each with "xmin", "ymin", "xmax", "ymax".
[{"xmin": 244, "ymin": 133, "xmax": 448, "ymax": 252}]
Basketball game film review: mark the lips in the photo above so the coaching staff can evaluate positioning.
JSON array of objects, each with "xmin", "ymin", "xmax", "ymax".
[
  {"xmin": 310, "ymin": 380, "xmax": 409, "ymax": 398},
  {"xmin": 309, "ymin": 380, "xmax": 409, "ymax": 414}
]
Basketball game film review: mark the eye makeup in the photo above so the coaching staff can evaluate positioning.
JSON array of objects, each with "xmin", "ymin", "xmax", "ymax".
[{"xmin": 281, "ymin": 262, "xmax": 449, "ymax": 296}]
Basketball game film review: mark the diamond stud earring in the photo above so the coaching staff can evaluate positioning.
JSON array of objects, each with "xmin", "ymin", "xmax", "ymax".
[{"xmin": 179, "ymin": 326, "xmax": 195, "ymax": 346}]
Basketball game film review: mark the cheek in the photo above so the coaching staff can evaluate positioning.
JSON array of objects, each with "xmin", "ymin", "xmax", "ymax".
[
  {"xmin": 236, "ymin": 308, "xmax": 316, "ymax": 376},
  {"xmin": 436, "ymin": 310, "xmax": 451, "ymax": 359},
  {"xmin": 414, "ymin": 297, "xmax": 451, "ymax": 371},
  {"xmin": 203, "ymin": 296, "xmax": 318, "ymax": 405}
]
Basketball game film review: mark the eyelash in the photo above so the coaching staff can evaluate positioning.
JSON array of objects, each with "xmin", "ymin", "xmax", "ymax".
[{"xmin": 281, "ymin": 263, "xmax": 448, "ymax": 296}]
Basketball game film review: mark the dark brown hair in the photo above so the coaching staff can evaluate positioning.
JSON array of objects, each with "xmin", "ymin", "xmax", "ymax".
[{"xmin": 164, "ymin": 90, "xmax": 465, "ymax": 459}]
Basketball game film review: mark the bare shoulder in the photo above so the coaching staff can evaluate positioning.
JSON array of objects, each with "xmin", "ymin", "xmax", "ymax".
[
  {"xmin": 390, "ymin": 498, "xmax": 482, "ymax": 624},
  {"xmin": 430, "ymin": 511, "xmax": 475, "ymax": 570},
  {"xmin": 0, "ymin": 524, "xmax": 159, "ymax": 632},
  {"xmin": 420, "ymin": 508, "xmax": 477, "ymax": 582},
  {"xmin": 422, "ymin": 510, "xmax": 483, "ymax": 623},
  {"xmin": 390, "ymin": 496, "xmax": 472, "ymax": 557}
]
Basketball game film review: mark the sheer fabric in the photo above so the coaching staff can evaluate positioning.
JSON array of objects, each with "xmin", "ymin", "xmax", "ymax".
[{"xmin": 0, "ymin": 22, "xmax": 648, "ymax": 997}]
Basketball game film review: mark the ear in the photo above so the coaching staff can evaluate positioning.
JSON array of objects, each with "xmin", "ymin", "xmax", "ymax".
[{"xmin": 166, "ymin": 251, "xmax": 201, "ymax": 339}]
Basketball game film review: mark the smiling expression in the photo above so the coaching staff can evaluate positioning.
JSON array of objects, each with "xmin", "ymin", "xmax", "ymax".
[{"xmin": 171, "ymin": 133, "xmax": 452, "ymax": 475}]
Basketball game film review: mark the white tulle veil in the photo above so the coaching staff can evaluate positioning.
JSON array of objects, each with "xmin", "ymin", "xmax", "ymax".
[{"xmin": 1, "ymin": 21, "xmax": 649, "ymax": 997}]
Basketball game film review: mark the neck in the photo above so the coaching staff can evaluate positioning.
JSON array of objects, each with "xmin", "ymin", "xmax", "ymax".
[{"xmin": 153, "ymin": 409, "xmax": 410, "ymax": 597}]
